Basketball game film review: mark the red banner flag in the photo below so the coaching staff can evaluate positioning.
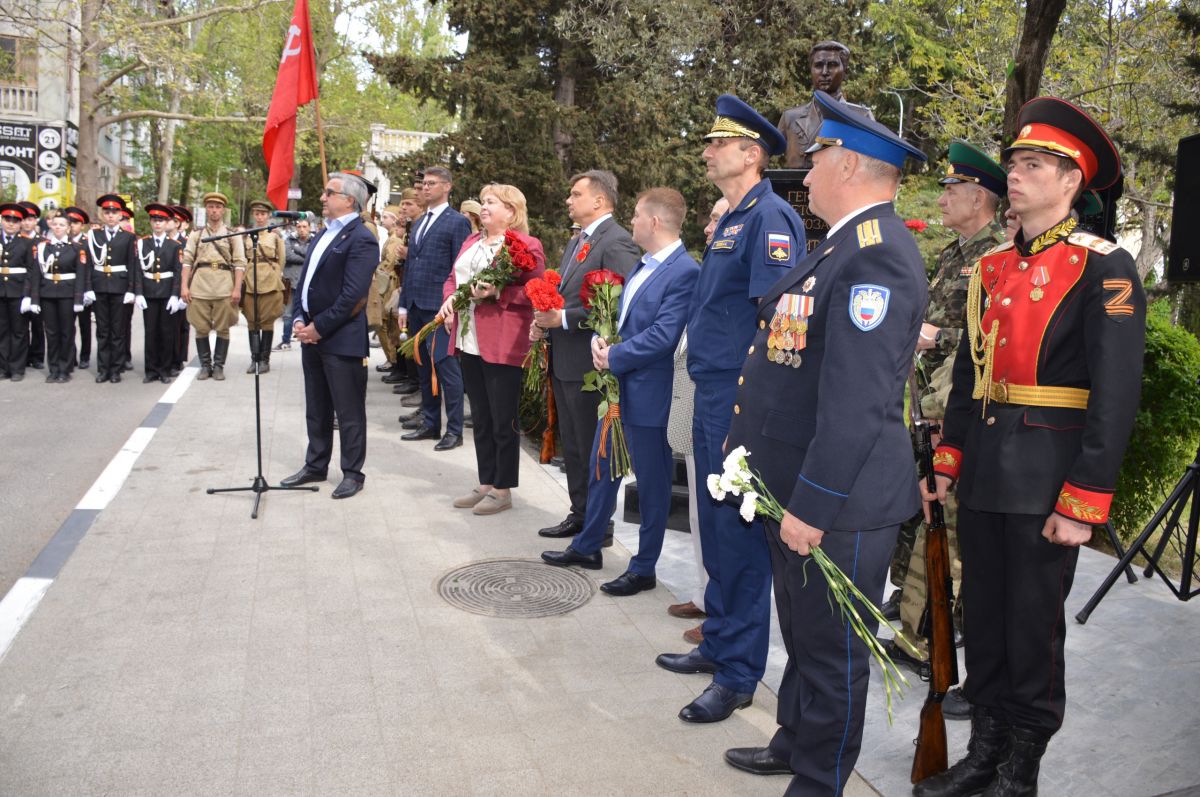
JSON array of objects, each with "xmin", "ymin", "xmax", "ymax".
[{"xmin": 263, "ymin": 0, "xmax": 319, "ymax": 210}]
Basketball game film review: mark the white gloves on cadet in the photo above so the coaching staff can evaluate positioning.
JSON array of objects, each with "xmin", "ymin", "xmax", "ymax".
[
  {"xmin": 83, "ymin": 291, "xmax": 95, "ymax": 306},
  {"xmin": 123, "ymin": 292, "xmax": 135, "ymax": 305},
  {"xmin": 135, "ymin": 295, "xmax": 147, "ymax": 310}
]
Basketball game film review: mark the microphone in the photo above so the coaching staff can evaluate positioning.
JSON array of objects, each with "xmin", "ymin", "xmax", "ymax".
[{"xmin": 271, "ymin": 210, "xmax": 305, "ymax": 220}]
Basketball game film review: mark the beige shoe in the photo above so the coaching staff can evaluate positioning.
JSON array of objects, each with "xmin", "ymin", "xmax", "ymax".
[
  {"xmin": 472, "ymin": 492, "xmax": 512, "ymax": 515},
  {"xmin": 453, "ymin": 488, "xmax": 489, "ymax": 508}
]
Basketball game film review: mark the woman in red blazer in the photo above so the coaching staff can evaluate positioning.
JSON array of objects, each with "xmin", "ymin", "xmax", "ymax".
[{"xmin": 438, "ymin": 183, "xmax": 546, "ymax": 515}]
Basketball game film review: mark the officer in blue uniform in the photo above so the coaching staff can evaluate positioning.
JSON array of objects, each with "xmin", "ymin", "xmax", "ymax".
[
  {"xmin": 719, "ymin": 92, "xmax": 929, "ymax": 795},
  {"xmin": 654, "ymin": 95, "xmax": 805, "ymax": 723}
]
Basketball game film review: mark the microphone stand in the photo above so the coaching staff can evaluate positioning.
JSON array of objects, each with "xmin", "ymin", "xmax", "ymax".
[{"xmin": 204, "ymin": 220, "xmax": 317, "ymax": 518}]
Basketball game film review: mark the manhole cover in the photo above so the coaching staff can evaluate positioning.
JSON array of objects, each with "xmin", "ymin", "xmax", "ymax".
[{"xmin": 437, "ymin": 558, "xmax": 597, "ymax": 618}]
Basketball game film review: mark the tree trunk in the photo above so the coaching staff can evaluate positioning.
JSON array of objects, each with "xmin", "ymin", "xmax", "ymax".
[
  {"xmin": 157, "ymin": 87, "xmax": 182, "ymax": 202},
  {"xmin": 551, "ymin": 52, "xmax": 576, "ymax": 168},
  {"xmin": 1002, "ymin": 0, "xmax": 1069, "ymax": 140},
  {"xmin": 75, "ymin": 0, "xmax": 104, "ymax": 209},
  {"xmin": 1133, "ymin": 199, "xmax": 1160, "ymax": 281}
]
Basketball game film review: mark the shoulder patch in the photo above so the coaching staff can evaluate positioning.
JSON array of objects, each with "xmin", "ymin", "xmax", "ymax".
[
  {"xmin": 766, "ymin": 232, "xmax": 792, "ymax": 262},
  {"xmin": 1069, "ymin": 231, "xmax": 1120, "ymax": 255},
  {"xmin": 711, "ymin": 238, "xmax": 736, "ymax": 251},
  {"xmin": 984, "ymin": 240, "xmax": 1014, "ymax": 256},
  {"xmin": 856, "ymin": 219, "xmax": 882, "ymax": 248},
  {"xmin": 1102, "ymin": 278, "xmax": 1135, "ymax": 319},
  {"xmin": 848, "ymin": 284, "xmax": 890, "ymax": 331}
]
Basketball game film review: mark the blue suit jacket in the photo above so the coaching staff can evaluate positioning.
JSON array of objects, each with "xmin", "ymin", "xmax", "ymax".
[
  {"xmin": 606, "ymin": 245, "xmax": 700, "ymax": 428},
  {"xmin": 291, "ymin": 215, "xmax": 380, "ymax": 359},
  {"xmin": 400, "ymin": 207, "xmax": 472, "ymax": 312}
]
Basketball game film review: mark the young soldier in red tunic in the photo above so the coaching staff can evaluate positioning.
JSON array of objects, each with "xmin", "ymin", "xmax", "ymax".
[{"xmin": 917, "ymin": 98, "xmax": 1146, "ymax": 797}]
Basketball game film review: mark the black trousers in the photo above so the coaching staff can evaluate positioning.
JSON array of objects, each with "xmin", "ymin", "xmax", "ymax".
[
  {"xmin": 174, "ymin": 306, "xmax": 190, "ymax": 366},
  {"xmin": 460, "ymin": 353, "xmax": 523, "ymax": 489},
  {"xmin": 300, "ymin": 344, "xmax": 368, "ymax": 482},
  {"xmin": 765, "ymin": 523, "xmax": 898, "ymax": 797},
  {"xmin": 75, "ymin": 305, "xmax": 92, "ymax": 364},
  {"xmin": 93, "ymin": 293, "xmax": 129, "ymax": 378},
  {"xmin": 142, "ymin": 299, "xmax": 174, "ymax": 378},
  {"xmin": 123, "ymin": 302, "xmax": 134, "ymax": 365},
  {"xmin": 42, "ymin": 298, "xmax": 75, "ymax": 377},
  {"xmin": 27, "ymin": 311, "xmax": 44, "ymax": 363},
  {"xmin": 551, "ymin": 372, "xmax": 604, "ymax": 522},
  {"xmin": 958, "ymin": 503, "xmax": 1079, "ymax": 735},
  {"xmin": 0, "ymin": 296, "xmax": 29, "ymax": 376}
]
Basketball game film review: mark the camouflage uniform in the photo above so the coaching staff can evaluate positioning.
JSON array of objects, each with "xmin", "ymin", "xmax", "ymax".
[{"xmin": 895, "ymin": 220, "xmax": 1005, "ymax": 658}]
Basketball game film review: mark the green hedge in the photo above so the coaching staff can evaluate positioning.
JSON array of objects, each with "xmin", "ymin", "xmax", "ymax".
[{"xmin": 1110, "ymin": 300, "xmax": 1200, "ymax": 540}]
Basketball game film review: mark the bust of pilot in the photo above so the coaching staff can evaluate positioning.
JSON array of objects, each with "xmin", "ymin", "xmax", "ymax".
[{"xmin": 777, "ymin": 40, "xmax": 875, "ymax": 169}]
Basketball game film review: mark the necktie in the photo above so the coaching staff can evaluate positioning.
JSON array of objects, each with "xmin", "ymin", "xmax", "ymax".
[{"xmin": 414, "ymin": 212, "xmax": 433, "ymax": 246}]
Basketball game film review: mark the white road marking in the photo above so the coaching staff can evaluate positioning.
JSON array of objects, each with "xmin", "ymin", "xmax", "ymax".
[{"xmin": 0, "ymin": 578, "xmax": 53, "ymax": 663}]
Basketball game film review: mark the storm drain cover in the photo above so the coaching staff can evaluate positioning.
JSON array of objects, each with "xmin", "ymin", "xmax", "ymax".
[{"xmin": 437, "ymin": 558, "xmax": 596, "ymax": 618}]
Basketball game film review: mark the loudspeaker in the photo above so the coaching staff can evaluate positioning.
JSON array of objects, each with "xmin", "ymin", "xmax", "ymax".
[{"xmin": 1168, "ymin": 133, "xmax": 1200, "ymax": 284}]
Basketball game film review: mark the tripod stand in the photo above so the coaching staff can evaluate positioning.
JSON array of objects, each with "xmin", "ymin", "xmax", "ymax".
[
  {"xmin": 1076, "ymin": 442, "xmax": 1200, "ymax": 623},
  {"xmin": 204, "ymin": 222, "xmax": 317, "ymax": 518}
]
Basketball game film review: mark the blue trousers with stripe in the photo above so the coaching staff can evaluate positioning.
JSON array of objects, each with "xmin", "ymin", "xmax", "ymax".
[{"xmin": 764, "ymin": 522, "xmax": 898, "ymax": 797}]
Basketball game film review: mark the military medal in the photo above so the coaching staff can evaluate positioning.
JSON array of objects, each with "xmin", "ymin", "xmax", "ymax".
[
  {"xmin": 1030, "ymin": 265, "xmax": 1050, "ymax": 302},
  {"xmin": 802, "ymin": 276, "xmax": 816, "ymax": 292}
]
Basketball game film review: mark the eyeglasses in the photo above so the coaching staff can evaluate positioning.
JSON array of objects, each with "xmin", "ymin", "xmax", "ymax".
[
  {"xmin": 421, "ymin": 180, "xmax": 445, "ymax": 188},
  {"xmin": 321, "ymin": 188, "xmax": 348, "ymax": 197}
]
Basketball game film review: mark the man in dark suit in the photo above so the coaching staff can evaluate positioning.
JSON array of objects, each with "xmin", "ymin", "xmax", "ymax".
[
  {"xmin": 541, "ymin": 187, "xmax": 699, "ymax": 593},
  {"xmin": 719, "ymin": 93, "xmax": 928, "ymax": 793},
  {"xmin": 280, "ymin": 172, "xmax": 380, "ymax": 500},
  {"xmin": 397, "ymin": 166, "xmax": 472, "ymax": 451},
  {"xmin": 532, "ymin": 169, "xmax": 640, "ymax": 541}
]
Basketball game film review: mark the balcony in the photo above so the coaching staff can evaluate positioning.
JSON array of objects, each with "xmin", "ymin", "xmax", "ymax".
[
  {"xmin": 368, "ymin": 125, "xmax": 442, "ymax": 160},
  {"xmin": 0, "ymin": 85, "xmax": 38, "ymax": 116}
]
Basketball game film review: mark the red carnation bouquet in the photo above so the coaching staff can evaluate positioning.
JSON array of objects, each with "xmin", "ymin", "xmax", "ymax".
[
  {"xmin": 905, "ymin": 219, "xmax": 929, "ymax": 233},
  {"xmin": 400, "ymin": 229, "xmax": 539, "ymax": 361},
  {"xmin": 580, "ymin": 268, "xmax": 631, "ymax": 480},
  {"xmin": 522, "ymin": 269, "xmax": 564, "ymax": 461}
]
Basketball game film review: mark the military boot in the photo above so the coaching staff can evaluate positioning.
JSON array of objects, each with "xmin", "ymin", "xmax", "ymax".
[
  {"xmin": 212, "ymin": 337, "xmax": 229, "ymax": 381},
  {"xmin": 914, "ymin": 706, "xmax": 1011, "ymax": 797},
  {"xmin": 258, "ymin": 330, "xmax": 272, "ymax": 373},
  {"xmin": 982, "ymin": 727, "xmax": 1050, "ymax": 797},
  {"xmin": 245, "ymin": 330, "xmax": 260, "ymax": 374},
  {"xmin": 195, "ymin": 337, "xmax": 213, "ymax": 380}
]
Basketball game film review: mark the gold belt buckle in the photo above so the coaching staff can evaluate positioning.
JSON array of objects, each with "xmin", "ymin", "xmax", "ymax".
[
  {"xmin": 1, "ymin": 267, "xmax": 8, "ymax": 275},
  {"xmin": 104, "ymin": 265, "xmax": 112, "ymax": 275},
  {"xmin": 154, "ymin": 273, "xmax": 161, "ymax": 282},
  {"xmin": 53, "ymin": 273, "xmax": 61, "ymax": 283},
  {"xmin": 991, "ymin": 381, "xmax": 1009, "ymax": 403}
]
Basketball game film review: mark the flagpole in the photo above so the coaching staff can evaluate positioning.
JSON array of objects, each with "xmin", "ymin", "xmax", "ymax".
[{"xmin": 314, "ymin": 97, "xmax": 328, "ymax": 185}]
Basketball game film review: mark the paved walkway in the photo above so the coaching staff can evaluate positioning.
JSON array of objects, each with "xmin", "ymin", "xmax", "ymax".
[{"xmin": 1, "ymin": 331, "xmax": 1197, "ymax": 796}]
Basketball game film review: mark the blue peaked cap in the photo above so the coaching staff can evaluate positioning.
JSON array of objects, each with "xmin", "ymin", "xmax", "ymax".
[
  {"xmin": 805, "ymin": 91, "xmax": 927, "ymax": 169},
  {"xmin": 704, "ymin": 94, "xmax": 787, "ymax": 158}
]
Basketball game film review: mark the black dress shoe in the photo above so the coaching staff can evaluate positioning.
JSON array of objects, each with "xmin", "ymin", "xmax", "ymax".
[
  {"xmin": 401, "ymin": 426, "xmax": 439, "ymax": 441},
  {"xmin": 79, "ymin": 359, "xmax": 90, "ymax": 369},
  {"xmin": 724, "ymin": 747, "xmax": 793, "ymax": 776},
  {"xmin": 331, "ymin": 477, "xmax": 363, "ymax": 499},
  {"xmin": 143, "ymin": 375, "xmax": 158, "ymax": 383},
  {"xmin": 280, "ymin": 468, "xmax": 327, "ymax": 487},
  {"xmin": 655, "ymin": 648, "xmax": 718, "ymax": 675},
  {"xmin": 943, "ymin": 687, "xmax": 971, "ymax": 720},
  {"xmin": 10, "ymin": 373, "xmax": 23, "ymax": 382},
  {"xmin": 433, "ymin": 433, "xmax": 463, "ymax": 451},
  {"xmin": 881, "ymin": 588, "xmax": 901, "ymax": 622},
  {"xmin": 400, "ymin": 417, "xmax": 425, "ymax": 430},
  {"xmin": 540, "ymin": 546, "xmax": 603, "ymax": 570},
  {"xmin": 381, "ymin": 371, "xmax": 407, "ymax": 383},
  {"xmin": 392, "ymin": 382, "xmax": 419, "ymax": 395},
  {"xmin": 679, "ymin": 682, "xmax": 753, "ymax": 723},
  {"xmin": 601, "ymin": 571, "xmax": 656, "ymax": 596},
  {"xmin": 376, "ymin": 362, "xmax": 394, "ymax": 372},
  {"xmin": 58, "ymin": 374, "xmax": 71, "ymax": 383},
  {"xmin": 110, "ymin": 373, "xmax": 121, "ymax": 383},
  {"xmin": 880, "ymin": 637, "xmax": 929, "ymax": 679},
  {"xmin": 538, "ymin": 518, "xmax": 583, "ymax": 538},
  {"xmin": 160, "ymin": 375, "xmax": 172, "ymax": 384},
  {"xmin": 95, "ymin": 373, "xmax": 108, "ymax": 383},
  {"xmin": 29, "ymin": 360, "xmax": 44, "ymax": 369},
  {"xmin": 399, "ymin": 409, "xmax": 422, "ymax": 422}
]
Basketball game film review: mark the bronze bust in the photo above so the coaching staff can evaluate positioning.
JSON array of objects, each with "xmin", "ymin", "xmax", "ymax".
[{"xmin": 777, "ymin": 41, "xmax": 875, "ymax": 168}]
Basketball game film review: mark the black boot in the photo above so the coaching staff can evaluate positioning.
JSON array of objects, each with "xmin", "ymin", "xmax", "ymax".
[
  {"xmin": 195, "ymin": 337, "xmax": 213, "ymax": 380},
  {"xmin": 245, "ymin": 330, "xmax": 259, "ymax": 374},
  {"xmin": 258, "ymin": 330, "xmax": 272, "ymax": 373},
  {"xmin": 914, "ymin": 706, "xmax": 1011, "ymax": 797},
  {"xmin": 212, "ymin": 337, "xmax": 229, "ymax": 381},
  {"xmin": 982, "ymin": 728, "xmax": 1049, "ymax": 797}
]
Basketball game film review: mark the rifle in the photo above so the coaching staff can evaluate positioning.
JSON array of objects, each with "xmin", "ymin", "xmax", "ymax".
[{"xmin": 909, "ymin": 370, "xmax": 960, "ymax": 784}]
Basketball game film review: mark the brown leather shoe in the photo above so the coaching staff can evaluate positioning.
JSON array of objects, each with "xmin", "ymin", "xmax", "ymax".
[
  {"xmin": 683, "ymin": 624, "xmax": 704, "ymax": 645},
  {"xmin": 668, "ymin": 601, "xmax": 706, "ymax": 619}
]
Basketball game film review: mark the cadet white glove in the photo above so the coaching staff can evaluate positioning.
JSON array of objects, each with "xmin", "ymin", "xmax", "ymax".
[
  {"xmin": 73, "ymin": 304, "xmax": 83, "ymax": 313},
  {"xmin": 177, "ymin": 298, "xmax": 188, "ymax": 310},
  {"xmin": 135, "ymin": 295, "xmax": 147, "ymax": 310},
  {"xmin": 166, "ymin": 296, "xmax": 179, "ymax": 314},
  {"xmin": 123, "ymin": 291, "xmax": 135, "ymax": 305},
  {"xmin": 30, "ymin": 303, "xmax": 40, "ymax": 314},
  {"xmin": 83, "ymin": 290, "xmax": 96, "ymax": 306},
  {"xmin": 19, "ymin": 297, "xmax": 31, "ymax": 313}
]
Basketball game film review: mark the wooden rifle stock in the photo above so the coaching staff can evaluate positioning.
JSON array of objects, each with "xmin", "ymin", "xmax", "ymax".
[{"xmin": 910, "ymin": 415, "xmax": 960, "ymax": 784}]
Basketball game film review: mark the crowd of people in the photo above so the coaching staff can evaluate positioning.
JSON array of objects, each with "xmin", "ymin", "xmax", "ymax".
[{"xmin": 1, "ymin": 40, "xmax": 1148, "ymax": 795}]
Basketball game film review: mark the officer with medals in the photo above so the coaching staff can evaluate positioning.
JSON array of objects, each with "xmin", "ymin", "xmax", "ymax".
[
  {"xmin": 654, "ymin": 95, "xmax": 805, "ymax": 723},
  {"xmin": 918, "ymin": 98, "xmax": 1146, "ymax": 797},
  {"xmin": 85, "ymin": 194, "xmax": 141, "ymax": 384},
  {"xmin": 31, "ymin": 211, "xmax": 87, "ymax": 382},
  {"xmin": 0, "ymin": 203, "xmax": 36, "ymax": 381},
  {"xmin": 181, "ymin": 191, "xmax": 246, "ymax": 381},
  {"xmin": 719, "ymin": 92, "xmax": 929, "ymax": 793},
  {"xmin": 137, "ymin": 204, "xmax": 183, "ymax": 383},
  {"xmin": 242, "ymin": 199, "xmax": 287, "ymax": 374}
]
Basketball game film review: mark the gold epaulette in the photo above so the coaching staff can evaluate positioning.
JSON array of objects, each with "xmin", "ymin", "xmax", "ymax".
[
  {"xmin": 1068, "ymin": 231, "xmax": 1120, "ymax": 255},
  {"xmin": 982, "ymin": 240, "xmax": 1014, "ymax": 257},
  {"xmin": 856, "ymin": 219, "xmax": 882, "ymax": 248}
]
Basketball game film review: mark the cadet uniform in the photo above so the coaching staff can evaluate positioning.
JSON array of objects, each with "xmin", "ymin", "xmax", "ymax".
[
  {"xmin": 0, "ymin": 204, "xmax": 35, "ymax": 380},
  {"xmin": 684, "ymin": 96, "xmax": 804, "ymax": 707},
  {"xmin": 242, "ymin": 199, "xmax": 286, "ymax": 373},
  {"xmin": 64, "ymin": 207, "xmax": 93, "ymax": 370},
  {"xmin": 33, "ymin": 226, "xmax": 87, "ymax": 382},
  {"xmin": 85, "ymin": 195, "xmax": 141, "ymax": 383},
  {"xmin": 138, "ymin": 204, "xmax": 183, "ymax": 383},
  {"xmin": 894, "ymin": 142, "xmax": 1008, "ymax": 662},
  {"xmin": 919, "ymin": 99, "xmax": 1146, "ymax": 797},
  {"xmin": 182, "ymin": 191, "xmax": 245, "ymax": 380},
  {"xmin": 723, "ymin": 92, "xmax": 927, "ymax": 795},
  {"xmin": 19, "ymin": 201, "xmax": 46, "ymax": 370},
  {"xmin": 170, "ymin": 205, "xmax": 193, "ymax": 371}
]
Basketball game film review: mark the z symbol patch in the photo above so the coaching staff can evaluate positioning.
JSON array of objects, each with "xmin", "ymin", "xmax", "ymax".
[
  {"xmin": 766, "ymin": 233, "xmax": 792, "ymax": 262},
  {"xmin": 849, "ymin": 284, "xmax": 890, "ymax": 331},
  {"xmin": 1102, "ymin": 279, "xmax": 1134, "ymax": 320}
]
